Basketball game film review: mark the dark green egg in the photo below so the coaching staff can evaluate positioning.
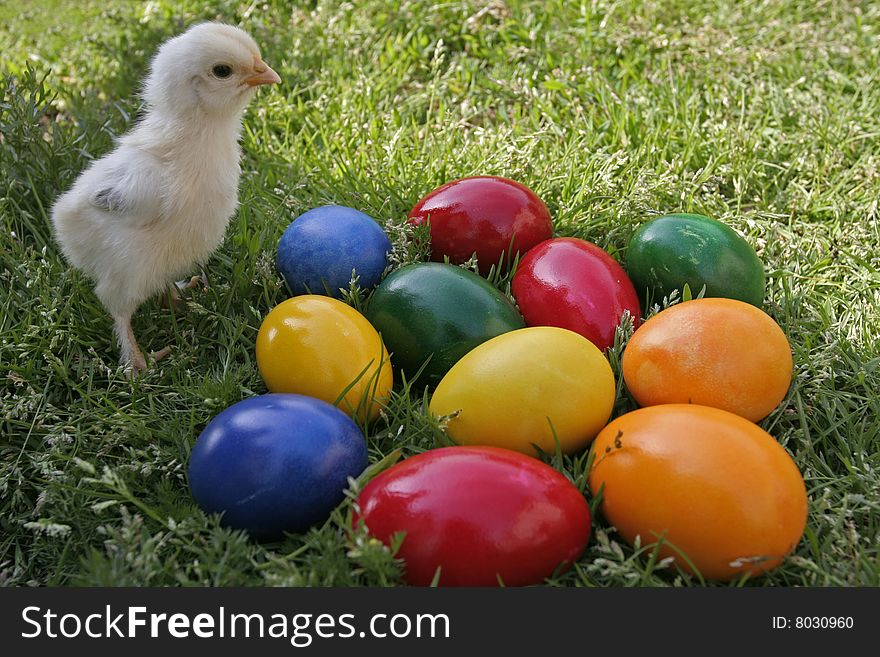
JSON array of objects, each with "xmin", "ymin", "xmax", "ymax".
[
  {"xmin": 365, "ymin": 263, "xmax": 525, "ymax": 387},
  {"xmin": 626, "ymin": 213, "xmax": 765, "ymax": 307}
]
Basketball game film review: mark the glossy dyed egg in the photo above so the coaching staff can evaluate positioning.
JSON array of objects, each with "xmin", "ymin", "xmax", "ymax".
[
  {"xmin": 589, "ymin": 404, "xmax": 807, "ymax": 581},
  {"xmin": 408, "ymin": 176, "xmax": 553, "ymax": 273},
  {"xmin": 430, "ymin": 327, "xmax": 615, "ymax": 455},
  {"xmin": 256, "ymin": 296, "xmax": 393, "ymax": 422},
  {"xmin": 189, "ymin": 394, "xmax": 367, "ymax": 539},
  {"xmin": 622, "ymin": 298, "xmax": 792, "ymax": 422},
  {"xmin": 356, "ymin": 446, "xmax": 591, "ymax": 586},
  {"xmin": 626, "ymin": 213, "xmax": 765, "ymax": 307},
  {"xmin": 365, "ymin": 263, "xmax": 524, "ymax": 387},
  {"xmin": 276, "ymin": 205, "xmax": 392, "ymax": 297},
  {"xmin": 511, "ymin": 237, "xmax": 642, "ymax": 351}
]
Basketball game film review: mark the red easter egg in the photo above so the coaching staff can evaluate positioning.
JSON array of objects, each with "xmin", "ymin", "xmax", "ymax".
[
  {"xmin": 511, "ymin": 237, "xmax": 642, "ymax": 351},
  {"xmin": 408, "ymin": 176, "xmax": 553, "ymax": 273},
  {"xmin": 355, "ymin": 446, "xmax": 591, "ymax": 586}
]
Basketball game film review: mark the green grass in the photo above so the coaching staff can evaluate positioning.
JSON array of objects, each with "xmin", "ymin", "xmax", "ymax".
[{"xmin": 1, "ymin": 0, "xmax": 878, "ymax": 587}]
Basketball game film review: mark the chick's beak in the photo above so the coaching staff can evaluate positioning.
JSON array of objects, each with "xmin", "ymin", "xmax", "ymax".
[{"xmin": 244, "ymin": 59, "xmax": 281, "ymax": 87}]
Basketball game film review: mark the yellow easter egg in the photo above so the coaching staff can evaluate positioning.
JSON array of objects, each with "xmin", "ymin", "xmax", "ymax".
[
  {"xmin": 256, "ymin": 295, "xmax": 392, "ymax": 422},
  {"xmin": 429, "ymin": 327, "xmax": 615, "ymax": 456}
]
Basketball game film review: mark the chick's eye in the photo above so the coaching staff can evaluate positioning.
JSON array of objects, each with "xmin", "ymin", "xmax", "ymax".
[{"xmin": 212, "ymin": 64, "xmax": 233, "ymax": 79}]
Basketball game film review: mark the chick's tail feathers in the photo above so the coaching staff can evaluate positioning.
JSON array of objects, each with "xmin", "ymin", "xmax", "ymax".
[{"xmin": 50, "ymin": 188, "xmax": 86, "ymax": 270}]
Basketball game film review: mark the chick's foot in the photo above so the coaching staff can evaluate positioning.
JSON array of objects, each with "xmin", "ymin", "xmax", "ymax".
[
  {"xmin": 179, "ymin": 271, "xmax": 209, "ymax": 291},
  {"xmin": 129, "ymin": 351, "xmax": 148, "ymax": 377},
  {"xmin": 158, "ymin": 285, "xmax": 185, "ymax": 311},
  {"xmin": 149, "ymin": 345, "xmax": 173, "ymax": 362}
]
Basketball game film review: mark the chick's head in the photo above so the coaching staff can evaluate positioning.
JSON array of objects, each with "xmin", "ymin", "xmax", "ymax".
[{"xmin": 143, "ymin": 22, "xmax": 280, "ymax": 117}]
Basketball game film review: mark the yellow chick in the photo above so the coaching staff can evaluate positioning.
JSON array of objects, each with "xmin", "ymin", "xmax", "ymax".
[{"xmin": 52, "ymin": 23, "xmax": 280, "ymax": 373}]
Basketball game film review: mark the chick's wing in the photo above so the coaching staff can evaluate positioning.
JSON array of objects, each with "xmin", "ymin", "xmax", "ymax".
[{"xmin": 84, "ymin": 147, "xmax": 167, "ymax": 226}]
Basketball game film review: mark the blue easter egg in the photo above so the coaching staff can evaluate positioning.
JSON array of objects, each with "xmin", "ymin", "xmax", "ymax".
[
  {"xmin": 188, "ymin": 393, "xmax": 367, "ymax": 538},
  {"xmin": 277, "ymin": 205, "xmax": 392, "ymax": 297}
]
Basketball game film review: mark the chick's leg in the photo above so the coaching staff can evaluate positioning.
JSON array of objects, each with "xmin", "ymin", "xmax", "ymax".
[
  {"xmin": 95, "ymin": 276, "xmax": 148, "ymax": 375},
  {"xmin": 113, "ymin": 314, "xmax": 147, "ymax": 375}
]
